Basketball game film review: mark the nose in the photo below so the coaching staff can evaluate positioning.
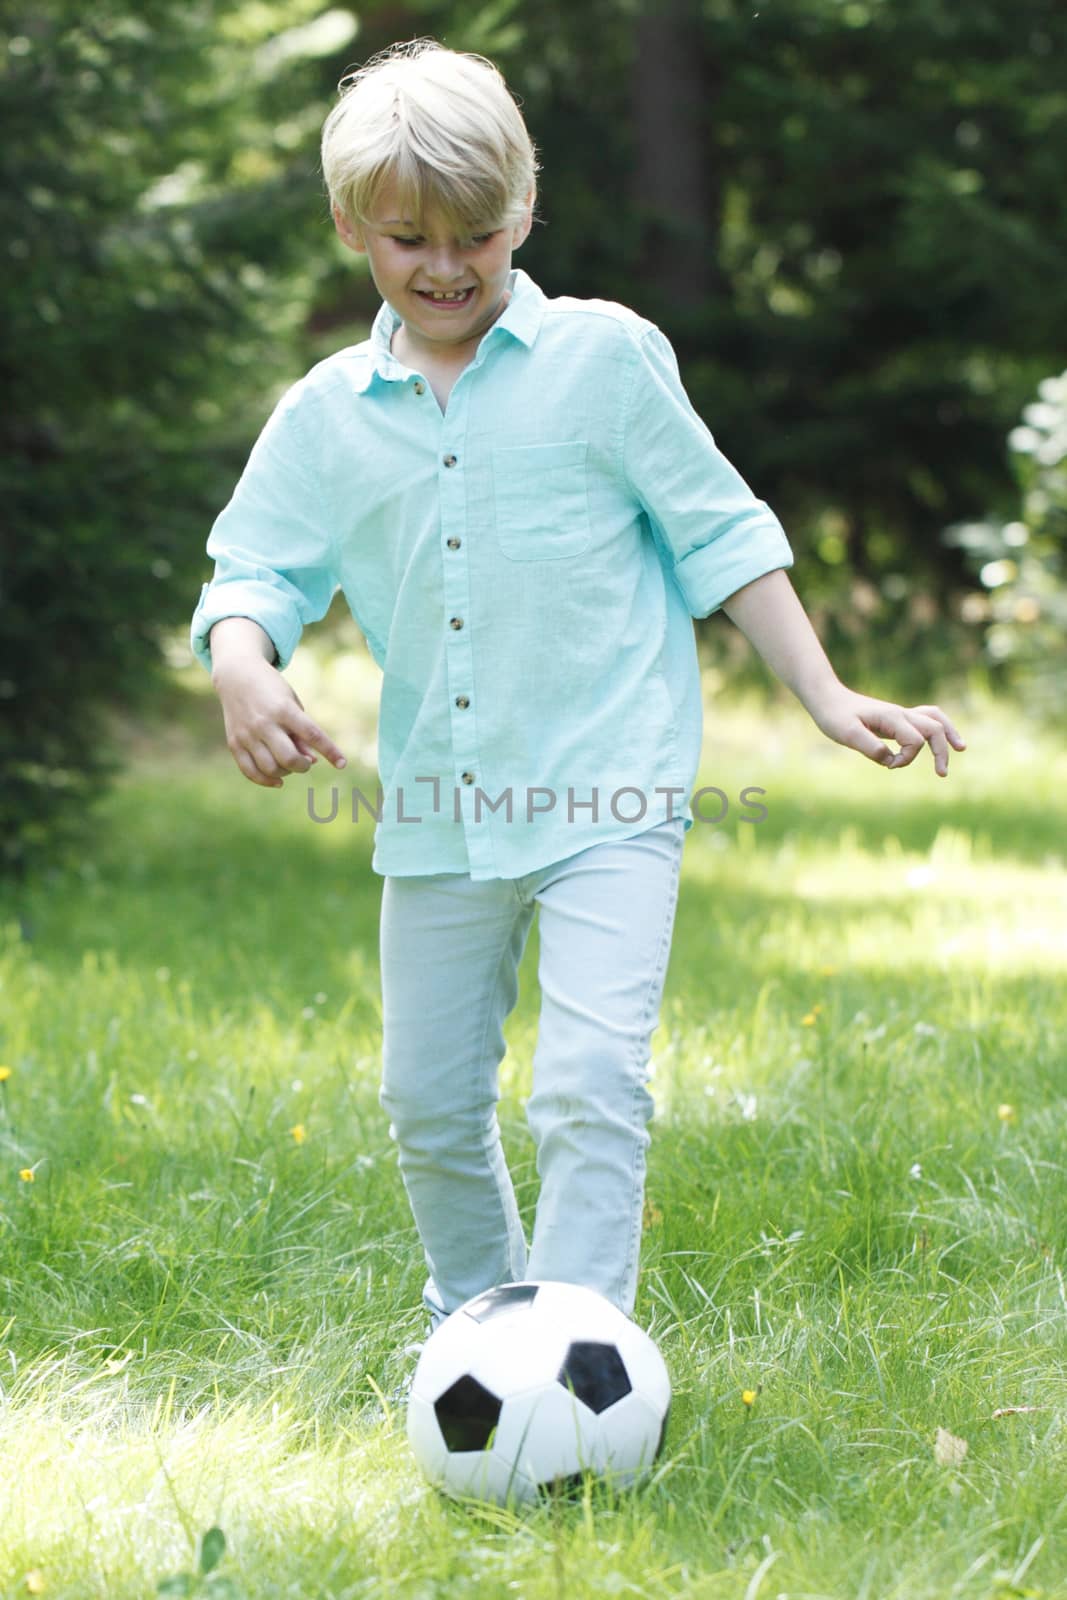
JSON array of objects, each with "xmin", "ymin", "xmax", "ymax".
[{"xmin": 424, "ymin": 243, "xmax": 465, "ymax": 283}]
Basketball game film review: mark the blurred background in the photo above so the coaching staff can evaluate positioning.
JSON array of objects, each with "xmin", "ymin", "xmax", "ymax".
[{"xmin": 2, "ymin": 0, "xmax": 1065, "ymax": 884}]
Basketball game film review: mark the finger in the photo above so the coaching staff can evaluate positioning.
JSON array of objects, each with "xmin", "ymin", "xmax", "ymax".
[
  {"xmin": 295, "ymin": 717, "xmax": 347, "ymax": 770},
  {"xmin": 887, "ymin": 712, "xmax": 951, "ymax": 775},
  {"xmin": 250, "ymin": 740, "xmax": 289, "ymax": 785},
  {"xmin": 884, "ymin": 738, "xmax": 920, "ymax": 770},
  {"xmin": 910, "ymin": 705, "xmax": 967, "ymax": 750},
  {"xmin": 911, "ymin": 710, "xmax": 953, "ymax": 775},
  {"xmin": 233, "ymin": 747, "xmax": 283, "ymax": 788},
  {"xmin": 848, "ymin": 703, "xmax": 918, "ymax": 769},
  {"xmin": 226, "ymin": 732, "xmax": 282, "ymax": 787},
  {"xmin": 857, "ymin": 721, "xmax": 923, "ymax": 771},
  {"xmin": 841, "ymin": 717, "xmax": 904, "ymax": 769},
  {"xmin": 278, "ymin": 735, "xmax": 320, "ymax": 773},
  {"xmin": 250, "ymin": 722, "xmax": 323, "ymax": 778}
]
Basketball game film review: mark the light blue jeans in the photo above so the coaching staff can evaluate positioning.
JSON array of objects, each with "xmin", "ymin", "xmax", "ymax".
[{"xmin": 378, "ymin": 817, "xmax": 685, "ymax": 1333}]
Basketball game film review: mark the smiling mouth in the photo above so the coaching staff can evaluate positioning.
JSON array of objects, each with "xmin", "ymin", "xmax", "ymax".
[{"xmin": 415, "ymin": 287, "xmax": 476, "ymax": 307}]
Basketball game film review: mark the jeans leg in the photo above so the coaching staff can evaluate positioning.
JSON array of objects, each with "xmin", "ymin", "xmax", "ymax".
[
  {"xmin": 522, "ymin": 821, "xmax": 684, "ymax": 1318},
  {"xmin": 379, "ymin": 872, "xmax": 536, "ymax": 1328}
]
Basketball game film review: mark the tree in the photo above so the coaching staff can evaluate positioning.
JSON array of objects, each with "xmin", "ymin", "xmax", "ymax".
[
  {"xmin": 0, "ymin": 0, "xmax": 357, "ymax": 884},
  {"xmin": 313, "ymin": 0, "xmax": 1065, "ymax": 690},
  {"xmin": 464, "ymin": 0, "xmax": 1067, "ymax": 689}
]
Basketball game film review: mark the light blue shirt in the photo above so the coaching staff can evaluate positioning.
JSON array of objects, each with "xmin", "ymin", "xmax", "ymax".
[{"xmin": 190, "ymin": 266, "xmax": 793, "ymax": 880}]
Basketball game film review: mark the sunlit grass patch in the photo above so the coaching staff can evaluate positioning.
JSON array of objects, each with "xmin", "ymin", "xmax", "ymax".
[{"xmin": 0, "ymin": 677, "xmax": 1065, "ymax": 1596}]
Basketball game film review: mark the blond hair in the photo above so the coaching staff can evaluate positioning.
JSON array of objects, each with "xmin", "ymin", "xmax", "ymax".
[{"xmin": 321, "ymin": 39, "xmax": 539, "ymax": 238}]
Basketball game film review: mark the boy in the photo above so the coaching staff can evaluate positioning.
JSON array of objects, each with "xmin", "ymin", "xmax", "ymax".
[{"xmin": 191, "ymin": 40, "xmax": 965, "ymax": 1338}]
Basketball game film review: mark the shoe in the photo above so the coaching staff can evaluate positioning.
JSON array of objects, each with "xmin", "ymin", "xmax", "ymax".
[
  {"xmin": 377, "ymin": 1337, "xmax": 426, "ymax": 1413},
  {"xmin": 385, "ymin": 1375, "xmax": 413, "ymax": 1408}
]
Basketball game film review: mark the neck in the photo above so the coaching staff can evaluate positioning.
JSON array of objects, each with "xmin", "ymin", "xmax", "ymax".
[
  {"xmin": 390, "ymin": 285, "xmax": 514, "ymax": 370},
  {"xmin": 393, "ymin": 325, "xmax": 473, "ymax": 369}
]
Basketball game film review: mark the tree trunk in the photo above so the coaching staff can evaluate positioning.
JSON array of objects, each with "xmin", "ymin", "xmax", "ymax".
[{"xmin": 631, "ymin": 0, "xmax": 721, "ymax": 318}]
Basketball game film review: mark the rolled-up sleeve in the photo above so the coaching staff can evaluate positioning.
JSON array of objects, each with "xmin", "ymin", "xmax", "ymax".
[
  {"xmin": 190, "ymin": 383, "xmax": 338, "ymax": 675},
  {"xmin": 622, "ymin": 325, "xmax": 793, "ymax": 618}
]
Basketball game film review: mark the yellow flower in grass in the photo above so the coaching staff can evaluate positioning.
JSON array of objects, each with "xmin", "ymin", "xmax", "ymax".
[
  {"xmin": 801, "ymin": 1012, "xmax": 818, "ymax": 1027},
  {"xmin": 24, "ymin": 1569, "xmax": 46, "ymax": 1593},
  {"xmin": 19, "ymin": 1169, "xmax": 34, "ymax": 1184},
  {"xmin": 997, "ymin": 1103, "xmax": 1017, "ymax": 1124},
  {"xmin": 742, "ymin": 1389, "xmax": 759, "ymax": 1408},
  {"xmin": 290, "ymin": 1124, "xmax": 306, "ymax": 1145},
  {"xmin": 0, "ymin": 1065, "xmax": 12, "ymax": 1082}
]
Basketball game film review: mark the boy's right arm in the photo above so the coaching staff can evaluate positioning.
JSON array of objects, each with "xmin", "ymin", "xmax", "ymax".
[{"xmin": 209, "ymin": 617, "xmax": 347, "ymax": 789}]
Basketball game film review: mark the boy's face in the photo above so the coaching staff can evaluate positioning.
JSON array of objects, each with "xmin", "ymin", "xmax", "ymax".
[{"xmin": 334, "ymin": 176, "xmax": 533, "ymax": 362}]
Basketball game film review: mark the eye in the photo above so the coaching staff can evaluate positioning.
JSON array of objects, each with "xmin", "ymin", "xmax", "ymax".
[{"xmin": 390, "ymin": 229, "xmax": 498, "ymax": 248}]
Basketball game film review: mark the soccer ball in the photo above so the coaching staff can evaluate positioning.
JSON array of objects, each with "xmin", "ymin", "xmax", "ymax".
[{"xmin": 405, "ymin": 1280, "xmax": 671, "ymax": 1506}]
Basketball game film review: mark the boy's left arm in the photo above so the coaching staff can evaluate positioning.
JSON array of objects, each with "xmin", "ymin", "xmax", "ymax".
[{"xmin": 720, "ymin": 569, "xmax": 967, "ymax": 776}]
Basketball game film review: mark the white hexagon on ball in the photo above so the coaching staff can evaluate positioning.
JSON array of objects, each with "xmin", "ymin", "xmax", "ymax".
[{"xmin": 406, "ymin": 1279, "xmax": 671, "ymax": 1507}]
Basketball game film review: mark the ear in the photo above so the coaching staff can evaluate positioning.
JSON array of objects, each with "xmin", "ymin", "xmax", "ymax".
[
  {"xmin": 511, "ymin": 185, "xmax": 535, "ymax": 250},
  {"xmin": 333, "ymin": 204, "xmax": 365, "ymax": 254}
]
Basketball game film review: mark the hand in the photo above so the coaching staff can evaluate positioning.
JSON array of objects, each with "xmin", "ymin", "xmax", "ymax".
[
  {"xmin": 807, "ymin": 683, "xmax": 967, "ymax": 777},
  {"xmin": 213, "ymin": 657, "xmax": 348, "ymax": 789}
]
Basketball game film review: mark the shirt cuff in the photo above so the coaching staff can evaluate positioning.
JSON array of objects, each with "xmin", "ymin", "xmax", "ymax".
[
  {"xmin": 672, "ymin": 513, "xmax": 795, "ymax": 619},
  {"xmin": 190, "ymin": 581, "xmax": 297, "ymax": 674}
]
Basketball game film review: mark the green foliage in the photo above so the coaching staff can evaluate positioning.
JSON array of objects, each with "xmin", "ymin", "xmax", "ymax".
[
  {"xmin": 157, "ymin": 1526, "xmax": 232, "ymax": 1596},
  {"xmin": 942, "ymin": 371, "xmax": 1067, "ymax": 723},
  {"xmin": 0, "ymin": 0, "xmax": 352, "ymax": 882},
  {"xmin": 449, "ymin": 0, "xmax": 1067, "ymax": 663},
  {"xmin": 6, "ymin": 0, "xmax": 1067, "ymax": 883},
  {"xmin": 319, "ymin": 0, "xmax": 1067, "ymax": 698}
]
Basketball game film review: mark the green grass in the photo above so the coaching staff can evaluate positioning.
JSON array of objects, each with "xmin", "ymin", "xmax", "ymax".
[{"xmin": 1, "ymin": 657, "xmax": 1065, "ymax": 1599}]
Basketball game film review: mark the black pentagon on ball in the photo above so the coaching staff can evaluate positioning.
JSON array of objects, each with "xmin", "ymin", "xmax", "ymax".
[
  {"xmin": 434, "ymin": 1374, "xmax": 504, "ymax": 1452},
  {"xmin": 537, "ymin": 1470, "xmax": 589, "ymax": 1503},
  {"xmin": 463, "ymin": 1283, "xmax": 541, "ymax": 1323},
  {"xmin": 556, "ymin": 1340, "xmax": 632, "ymax": 1413}
]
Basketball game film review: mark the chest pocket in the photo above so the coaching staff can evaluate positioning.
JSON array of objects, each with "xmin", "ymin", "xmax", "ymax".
[{"xmin": 491, "ymin": 441, "xmax": 592, "ymax": 561}]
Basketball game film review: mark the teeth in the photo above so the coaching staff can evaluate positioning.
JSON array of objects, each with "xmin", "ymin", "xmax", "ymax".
[{"xmin": 424, "ymin": 289, "xmax": 471, "ymax": 300}]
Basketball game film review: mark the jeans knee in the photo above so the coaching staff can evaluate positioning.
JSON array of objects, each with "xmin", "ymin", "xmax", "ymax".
[
  {"xmin": 380, "ymin": 1085, "xmax": 497, "ymax": 1154},
  {"xmin": 527, "ymin": 1075, "xmax": 659, "ymax": 1152}
]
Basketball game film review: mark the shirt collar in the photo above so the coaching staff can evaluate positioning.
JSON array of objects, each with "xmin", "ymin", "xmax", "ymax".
[{"xmin": 355, "ymin": 268, "xmax": 546, "ymax": 391}]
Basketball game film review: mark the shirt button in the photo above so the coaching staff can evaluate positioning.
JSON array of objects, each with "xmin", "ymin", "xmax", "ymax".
[
  {"xmin": 446, "ymin": 537, "xmax": 461, "ymax": 550},
  {"xmin": 455, "ymin": 695, "xmax": 470, "ymax": 709},
  {"xmin": 461, "ymin": 772, "xmax": 475, "ymax": 785},
  {"xmin": 413, "ymin": 380, "xmax": 426, "ymax": 395},
  {"xmin": 443, "ymin": 453, "xmax": 458, "ymax": 468},
  {"xmin": 449, "ymin": 616, "xmax": 464, "ymax": 630}
]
